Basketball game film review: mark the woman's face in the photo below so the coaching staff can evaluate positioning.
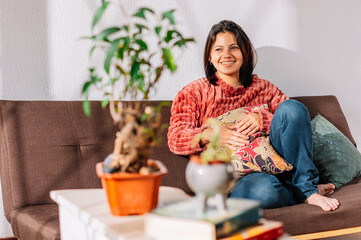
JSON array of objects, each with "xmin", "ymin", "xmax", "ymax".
[{"xmin": 209, "ymin": 31, "xmax": 243, "ymax": 81}]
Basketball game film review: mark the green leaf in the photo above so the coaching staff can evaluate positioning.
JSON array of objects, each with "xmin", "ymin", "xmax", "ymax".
[
  {"xmin": 135, "ymin": 39, "xmax": 148, "ymax": 50},
  {"xmin": 123, "ymin": 37, "xmax": 130, "ymax": 48},
  {"xmin": 155, "ymin": 26, "xmax": 162, "ymax": 36},
  {"xmin": 89, "ymin": 46, "xmax": 96, "ymax": 58},
  {"xmin": 82, "ymin": 81, "xmax": 92, "ymax": 94},
  {"xmin": 104, "ymin": 38, "xmax": 121, "ymax": 74},
  {"xmin": 156, "ymin": 101, "xmax": 171, "ymax": 112},
  {"xmin": 133, "ymin": 7, "xmax": 154, "ymax": 19},
  {"xmin": 162, "ymin": 10, "xmax": 176, "ymax": 25},
  {"xmin": 118, "ymin": 48, "xmax": 124, "ymax": 60},
  {"xmin": 92, "ymin": 1, "xmax": 110, "ymax": 30},
  {"xmin": 162, "ymin": 48, "xmax": 176, "ymax": 72},
  {"xmin": 154, "ymin": 66, "xmax": 164, "ymax": 84},
  {"xmin": 83, "ymin": 100, "xmax": 91, "ymax": 116},
  {"xmin": 142, "ymin": 128, "xmax": 155, "ymax": 138},
  {"xmin": 89, "ymin": 69, "xmax": 102, "ymax": 83},
  {"xmin": 141, "ymin": 113, "xmax": 147, "ymax": 122},
  {"xmin": 90, "ymin": 76, "xmax": 102, "ymax": 84},
  {"xmin": 164, "ymin": 30, "xmax": 181, "ymax": 43},
  {"xmin": 138, "ymin": 74, "xmax": 145, "ymax": 92},
  {"xmin": 161, "ymin": 123, "xmax": 169, "ymax": 129},
  {"xmin": 131, "ymin": 50, "xmax": 140, "ymax": 63},
  {"xmin": 109, "ymin": 77, "xmax": 117, "ymax": 85},
  {"xmin": 118, "ymin": 37, "xmax": 130, "ymax": 60},
  {"xmin": 135, "ymin": 24, "xmax": 149, "ymax": 33},
  {"xmin": 93, "ymin": 27, "xmax": 121, "ymax": 41},
  {"xmin": 101, "ymin": 99, "xmax": 109, "ymax": 109},
  {"xmin": 174, "ymin": 38, "xmax": 195, "ymax": 47},
  {"xmin": 130, "ymin": 61, "xmax": 141, "ymax": 82}
]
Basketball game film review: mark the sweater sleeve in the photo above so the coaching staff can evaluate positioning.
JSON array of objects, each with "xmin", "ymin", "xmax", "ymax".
[
  {"xmin": 254, "ymin": 81, "xmax": 289, "ymax": 134},
  {"xmin": 167, "ymin": 85, "xmax": 207, "ymax": 155}
]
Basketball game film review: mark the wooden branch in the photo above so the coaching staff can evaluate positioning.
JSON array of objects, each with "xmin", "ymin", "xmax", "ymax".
[{"xmin": 109, "ymin": 100, "xmax": 121, "ymax": 123}]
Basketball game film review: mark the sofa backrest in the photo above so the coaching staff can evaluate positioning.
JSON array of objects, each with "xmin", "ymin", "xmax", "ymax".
[
  {"xmin": 0, "ymin": 101, "xmax": 117, "ymax": 219},
  {"xmin": 293, "ymin": 95, "xmax": 356, "ymax": 146},
  {"xmin": 0, "ymin": 95, "xmax": 356, "ymax": 220}
]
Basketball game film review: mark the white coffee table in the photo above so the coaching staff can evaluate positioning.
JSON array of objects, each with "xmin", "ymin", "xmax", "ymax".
[{"xmin": 50, "ymin": 187, "xmax": 191, "ymax": 240}]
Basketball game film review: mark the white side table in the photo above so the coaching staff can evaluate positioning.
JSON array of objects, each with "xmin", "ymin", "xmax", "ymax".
[{"xmin": 50, "ymin": 187, "xmax": 190, "ymax": 240}]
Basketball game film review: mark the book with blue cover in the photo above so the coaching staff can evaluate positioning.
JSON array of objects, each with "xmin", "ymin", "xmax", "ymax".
[{"xmin": 144, "ymin": 197, "xmax": 262, "ymax": 240}]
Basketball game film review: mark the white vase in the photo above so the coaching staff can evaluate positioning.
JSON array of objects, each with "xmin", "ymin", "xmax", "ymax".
[{"xmin": 185, "ymin": 160, "xmax": 234, "ymax": 213}]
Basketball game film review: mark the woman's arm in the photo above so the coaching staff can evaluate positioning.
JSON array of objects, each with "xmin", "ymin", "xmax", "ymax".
[
  {"xmin": 235, "ymin": 79, "xmax": 288, "ymax": 135},
  {"xmin": 167, "ymin": 87, "xmax": 208, "ymax": 155}
]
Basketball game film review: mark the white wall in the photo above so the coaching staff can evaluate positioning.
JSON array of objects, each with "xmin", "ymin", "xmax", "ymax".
[{"xmin": 0, "ymin": 0, "xmax": 360, "ymax": 236}]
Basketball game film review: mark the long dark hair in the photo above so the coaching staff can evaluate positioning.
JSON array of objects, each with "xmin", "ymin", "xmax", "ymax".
[{"xmin": 203, "ymin": 20, "xmax": 256, "ymax": 87}]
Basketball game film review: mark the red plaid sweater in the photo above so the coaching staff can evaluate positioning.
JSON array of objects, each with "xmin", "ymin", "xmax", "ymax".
[{"xmin": 167, "ymin": 74, "xmax": 288, "ymax": 155}]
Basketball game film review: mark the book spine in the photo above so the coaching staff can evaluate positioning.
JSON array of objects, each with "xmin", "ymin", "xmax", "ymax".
[
  {"xmin": 215, "ymin": 207, "xmax": 261, "ymax": 238},
  {"xmin": 247, "ymin": 226, "xmax": 283, "ymax": 240},
  {"xmin": 219, "ymin": 222, "xmax": 284, "ymax": 240}
]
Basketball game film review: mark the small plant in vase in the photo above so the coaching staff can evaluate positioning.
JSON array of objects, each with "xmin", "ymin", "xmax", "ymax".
[
  {"xmin": 186, "ymin": 119, "xmax": 235, "ymax": 213},
  {"xmin": 191, "ymin": 119, "xmax": 232, "ymax": 164},
  {"xmin": 82, "ymin": 1, "xmax": 194, "ymax": 215}
]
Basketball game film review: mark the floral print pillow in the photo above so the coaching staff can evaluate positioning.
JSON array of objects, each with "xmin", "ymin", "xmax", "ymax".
[{"xmin": 214, "ymin": 105, "xmax": 293, "ymax": 178}]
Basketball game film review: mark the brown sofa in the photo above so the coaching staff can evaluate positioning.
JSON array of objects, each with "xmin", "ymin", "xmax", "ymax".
[{"xmin": 0, "ymin": 95, "xmax": 360, "ymax": 239}]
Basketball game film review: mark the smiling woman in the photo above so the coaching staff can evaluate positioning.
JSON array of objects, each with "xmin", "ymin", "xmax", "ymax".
[
  {"xmin": 168, "ymin": 19, "xmax": 340, "ymax": 212},
  {"xmin": 203, "ymin": 20, "xmax": 256, "ymax": 88},
  {"xmin": 209, "ymin": 32, "xmax": 244, "ymax": 87}
]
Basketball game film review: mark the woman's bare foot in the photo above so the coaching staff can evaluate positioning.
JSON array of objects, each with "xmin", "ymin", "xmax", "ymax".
[
  {"xmin": 305, "ymin": 193, "xmax": 339, "ymax": 211},
  {"xmin": 318, "ymin": 183, "xmax": 336, "ymax": 196}
]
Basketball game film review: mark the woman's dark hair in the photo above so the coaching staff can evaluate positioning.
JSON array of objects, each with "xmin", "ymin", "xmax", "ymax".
[{"xmin": 203, "ymin": 20, "xmax": 256, "ymax": 87}]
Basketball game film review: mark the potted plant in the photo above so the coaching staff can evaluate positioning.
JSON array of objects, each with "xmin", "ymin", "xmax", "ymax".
[
  {"xmin": 186, "ymin": 119, "xmax": 234, "ymax": 212},
  {"xmin": 82, "ymin": 1, "xmax": 194, "ymax": 216}
]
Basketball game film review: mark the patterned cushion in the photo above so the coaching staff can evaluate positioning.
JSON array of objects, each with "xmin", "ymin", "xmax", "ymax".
[
  {"xmin": 213, "ymin": 105, "xmax": 293, "ymax": 177},
  {"xmin": 311, "ymin": 114, "xmax": 361, "ymax": 189},
  {"xmin": 215, "ymin": 105, "xmax": 268, "ymax": 128}
]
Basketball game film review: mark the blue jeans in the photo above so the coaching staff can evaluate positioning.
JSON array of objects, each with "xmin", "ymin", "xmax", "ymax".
[{"xmin": 229, "ymin": 99, "xmax": 319, "ymax": 209}]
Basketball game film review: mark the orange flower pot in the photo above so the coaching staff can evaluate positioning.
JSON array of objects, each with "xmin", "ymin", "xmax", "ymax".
[{"xmin": 96, "ymin": 159, "xmax": 167, "ymax": 216}]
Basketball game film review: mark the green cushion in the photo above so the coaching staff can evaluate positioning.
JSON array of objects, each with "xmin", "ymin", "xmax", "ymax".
[{"xmin": 311, "ymin": 114, "xmax": 361, "ymax": 189}]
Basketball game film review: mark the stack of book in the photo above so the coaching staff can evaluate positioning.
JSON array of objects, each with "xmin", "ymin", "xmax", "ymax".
[{"xmin": 144, "ymin": 197, "xmax": 285, "ymax": 240}]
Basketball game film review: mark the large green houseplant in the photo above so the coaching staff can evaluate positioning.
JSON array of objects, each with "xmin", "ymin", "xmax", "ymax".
[{"xmin": 82, "ymin": 1, "xmax": 194, "ymax": 215}]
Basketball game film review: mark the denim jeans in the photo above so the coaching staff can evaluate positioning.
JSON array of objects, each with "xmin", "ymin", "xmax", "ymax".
[{"xmin": 229, "ymin": 99, "xmax": 319, "ymax": 209}]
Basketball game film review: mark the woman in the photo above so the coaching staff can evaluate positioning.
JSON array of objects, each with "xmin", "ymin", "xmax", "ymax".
[{"xmin": 167, "ymin": 20, "xmax": 339, "ymax": 211}]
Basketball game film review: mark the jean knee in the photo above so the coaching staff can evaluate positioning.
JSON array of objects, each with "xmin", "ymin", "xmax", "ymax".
[
  {"xmin": 276, "ymin": 99, "xmax": 310, "ymax": 124},
  {"xmin": 249, "ymin": 177, "xmax": 285, "ymax": 208},
  {"xmin": 230, "ymin": 173, "xmax": 286, "ymax": 208}
]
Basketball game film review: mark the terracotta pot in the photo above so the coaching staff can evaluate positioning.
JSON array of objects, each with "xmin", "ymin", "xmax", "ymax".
[{"xmin": 96, "ymin": 159, "xmax": 167, "ymax": 216}]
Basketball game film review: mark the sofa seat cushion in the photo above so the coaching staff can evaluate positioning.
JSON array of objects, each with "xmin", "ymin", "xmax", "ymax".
[
  {"xmin": 10, "ymin": 204, "xmax": 60, "ymax": 240},
  {"xmin": 264, "ymin": 176, "xmax": 361, "ymax": 235}
]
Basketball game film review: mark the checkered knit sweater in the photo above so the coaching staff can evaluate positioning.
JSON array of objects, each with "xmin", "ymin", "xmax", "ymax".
[{"xmin": 167, "ymin": 74, "xmax": 288, "ymax": 155}]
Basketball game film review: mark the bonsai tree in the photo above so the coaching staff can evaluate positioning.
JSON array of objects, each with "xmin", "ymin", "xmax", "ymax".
[
  {"xmin": 82, "ymin": 1, "xmax": 194, "ymax": 173},
  {"xmin": 192, "ymin": 119, "xmax": 231, "ymax": 164}
]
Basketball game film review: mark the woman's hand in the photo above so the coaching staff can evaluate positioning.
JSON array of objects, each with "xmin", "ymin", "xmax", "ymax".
[
  {"xmin": 235, "ymin": 113, "xmax": 261, "ymax": 136},
  {"xmin": 201, "ymin": 126, "xmax": 249, "ymax": 151}
]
